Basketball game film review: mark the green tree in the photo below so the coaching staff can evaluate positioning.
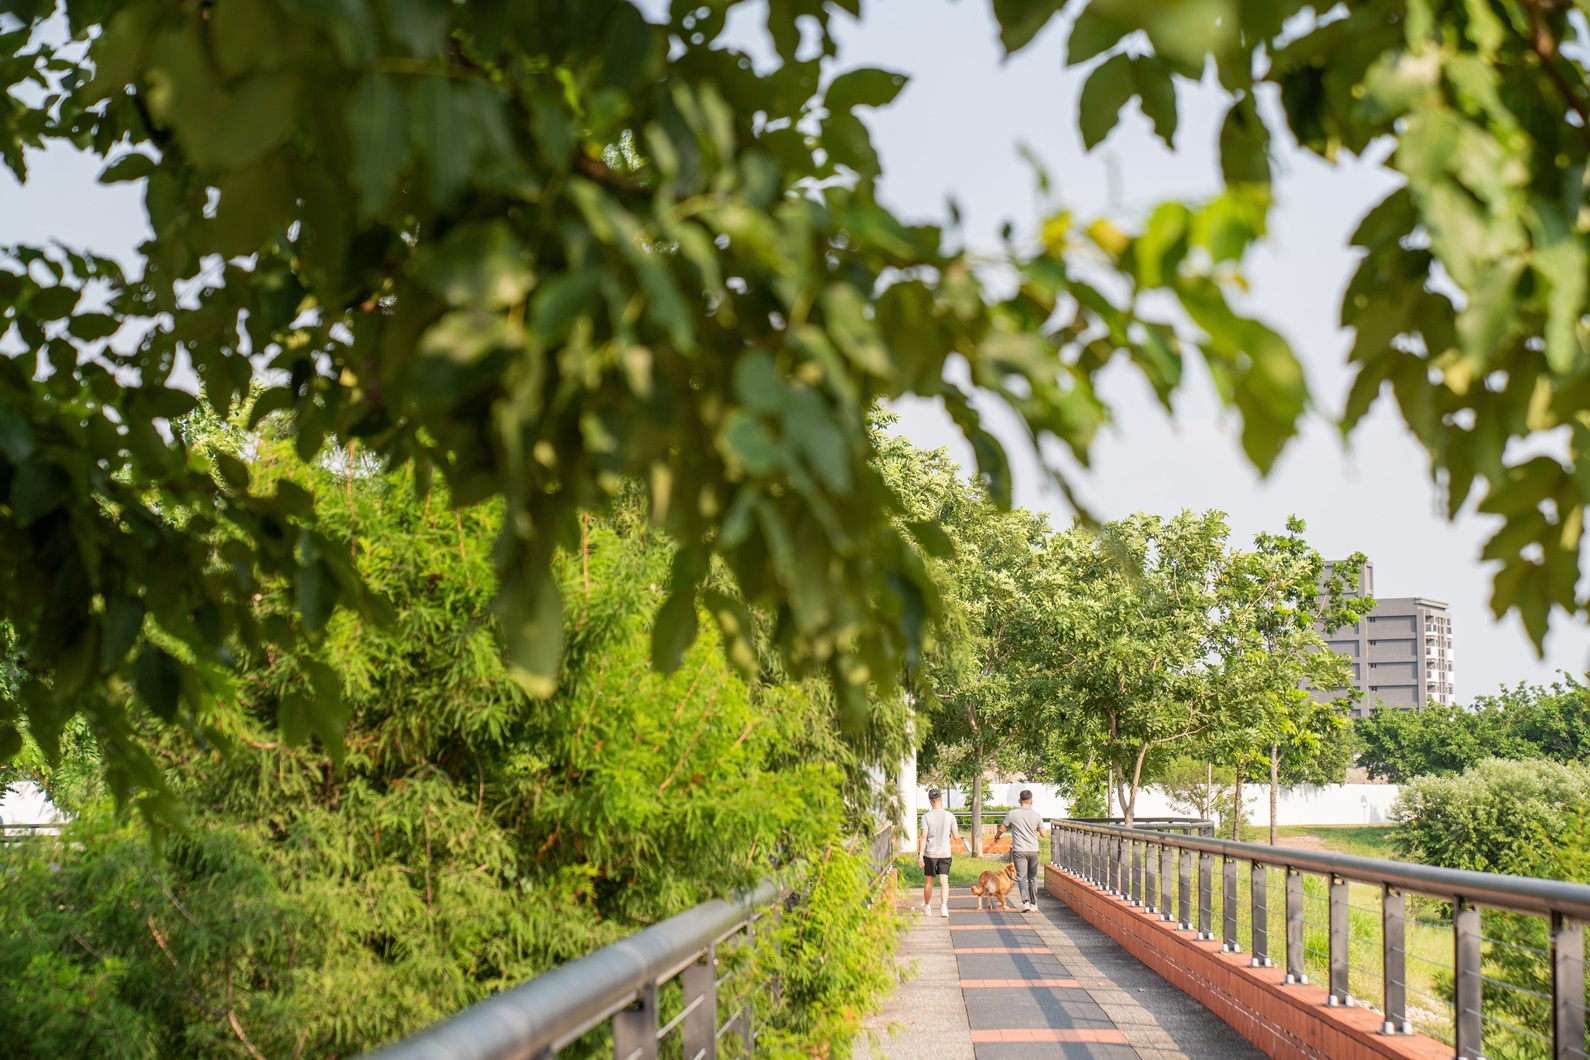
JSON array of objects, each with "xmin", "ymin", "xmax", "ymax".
[
  {"xmin": 1356, "ymin": 676, "xmax": 1590, "ymax": 781},
  {"xmin": 1220, "ymin": 524, "xmax": 1371, "ymax": 843},
  {"xmin": 0, "ymin": 435, "xmax": 902, "ymax": 1057},
  {"xmin": 1045, "ymin": 510, "xmax": 1262, "ymax": 826},
  {"xmin": 0, "ymin": 0, "xmax": 1297, "ymax": 803},
  {"xmin": 890, "ymin": 435, "xmax": 1062, "ymax": 858}
]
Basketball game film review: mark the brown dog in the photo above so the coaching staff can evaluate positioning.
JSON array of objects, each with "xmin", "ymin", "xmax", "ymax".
[{"xmin": 971, "ymin": 863, "xmax": 1019, "ymax": 910}]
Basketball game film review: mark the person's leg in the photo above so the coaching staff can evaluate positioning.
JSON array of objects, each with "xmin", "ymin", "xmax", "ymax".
[
  {"xmin": 922, "ymin": 869, "xmax": 932, "ymax": 912},
  {"xmin": 937, "ymin": 872, "xmax": 950, "ymax": 915},
  {"xmin": 1021, "ymin": 852, "xmax": 1039, "ymax": 908},
  {"xmin": 1010, "ymin": 852, "xmax": 1029, "ymax": 906}
]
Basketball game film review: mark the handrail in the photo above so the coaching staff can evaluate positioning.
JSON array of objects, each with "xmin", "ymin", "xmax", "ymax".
[
  {"xmin": 365, "ymin": 878, "xmax": 786, "ymax": 1060},
  {"xmin": 1059, "ymin": 818, "xmax": 1590, "ymax": 921},
  {"xmin": 1050, "ymin": 818, "xmax": 1590, "ymax": 1059}
]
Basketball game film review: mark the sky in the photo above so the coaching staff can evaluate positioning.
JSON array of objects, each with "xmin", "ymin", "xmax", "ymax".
[{"xmin": 2, "ymin": 1, "xmax": 1586, "ymax": 698}]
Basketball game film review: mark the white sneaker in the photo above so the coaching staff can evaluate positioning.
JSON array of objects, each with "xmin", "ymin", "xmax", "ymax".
[
  {"xmin": 939, "ymin": 905, "xmax": 949, "ymax": 918},
  {"xmin": 1023, "ymin": 902, "xmax": 1036, "ymax": 912},
  {"xmin": 921, "ymin": 903, "xmax": 930, "ymax": 915}
]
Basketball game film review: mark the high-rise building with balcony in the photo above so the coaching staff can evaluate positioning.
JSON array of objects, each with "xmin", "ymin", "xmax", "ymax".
[{"xmin": 1316, "ymin": 562, "xmax": 1454, "ymax": 715}]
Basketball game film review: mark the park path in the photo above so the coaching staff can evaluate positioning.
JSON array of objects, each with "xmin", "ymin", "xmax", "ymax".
[{"xmin": 857, "ymin": 883, "xmax": 1265, "ymax": 1060}]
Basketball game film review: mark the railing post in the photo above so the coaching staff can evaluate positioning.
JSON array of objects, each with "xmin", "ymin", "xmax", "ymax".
[
  {"xmin": 1160, "ymin": 843, "xmax": 1174, "ymax": 921},
  {"xmin": 1178, "ymin": 847, "xmax": 1192, "ymax": 930},
  {"xmin": 741, "ymin": 919, "xmax": 756, "ymax": 1052},
  {"xmin": 1115, "ymin": 836, "xmax": 1128, "ymax": 897},
  {"xmin": 1198, "ymin": 851, "xmax": 1214, "ymax": 940},
  {"xmin": 613, "ymin": 980, "xmax": 659, "ymax": 1060},
  {"xmin": 1222, "ymin": 856, "xmax": 1240, "ymax": 952},
  {"xmin": 1381, "ymin": 886, "xmax": 1408, "ymax": 1035},
  {"xmin": 1143, "ymin": 838, "xmax": 1156, "ymax": 912},
  {"xmin": 1552, "ymin": 912, "xmax": 1585, "ymax": 1060},
  {"xmin": 1285, "ymin": 868, "xmax": 1307, "ymax": 984},
  {"xmin": 1454, "ymin": 898, "xmax": 1481, "ymax": 1059},
  {"xmin": 1328, "ymin": 874, "xmax": 1351, "ymax": 1006},
  {"xmin": 1251, "ymin": 861, "xmax": 1271, "ymax": 967},
  {"xmin": 1131, "ymin": 837, "xmax": 1143, "ymax": 906},
  {"xmin": 682, "ymin": 945, "xmax": 717, "ymax": 1060}
]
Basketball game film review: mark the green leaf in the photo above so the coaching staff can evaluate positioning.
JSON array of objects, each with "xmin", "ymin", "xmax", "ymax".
[
  {"xmin": 702, "ymin": 588, "xmax": 760, "ymax": 680},
  {"xmin": 101, "ymin": 595, "xmax": 146, "ymax": 669},
  {"xmin": 824, "ymin": 67, "xmax": 908, "ymax": 111},
  {"xmin": 1066, "ymin": 5, "xmax": 1131, "ymax": 65},
  {"xmin": 98, "ymin": 153, "xmax": 156, "ymax": 184},
  {"xmin": 651, "ymin": 586, "xmax": 699, "ymax": 674},
  {"xmin": 379, "ymin": 0, "xmax": 449, "ymax": 56},
  {"xmin": 411, "ymin": 220, "xmax": 535, "ymax": 308},
  {"xmin": 208, "ymin": 73, "xmax": 300, "ymax": 168},
  {"xmin": 213, "ymin": 450, "xmax": 251, "ymax": 492},
  {"xmin": 1133, "ymin": 56, "xmax": 1178, "ymax": 149},
  {"xmin": 498, "ymin": 564, "xmax": 564, "ymax": 698},
  {"xmin": 0, "ymin": 724, "xmax": 20, "ymax": 764},
  {"xmin": 297, "ymin": 558, "xmax": 342, "ymax": 633},
  {"xmin": 133, "ymin": 645, "xmax": 181, "ymax": 722},
  {"xmin": 66, "ymin": 312, "xmax": 121, "ymax": 341},
  {"xmin": 412, "ymin": 309, "xmax": 524, "ymax": 406},
  {"xmin": 1078, "ymin": 54, "xmax": 1134, "ymax": 150},
  {"xmin": 272, "ymin": 479, "xmax": 315, "ymax": 518},
  {"xmin": 1219, "ymin": 96, "xmax": 1271, "ymax": 186},
  {"xmin": 346, "ymin": 71, "xmax": 410, "ymax": 217},
  {"xmin": 992, "ymin": 0, "xmax": 1066, "ymax": 53},
  {"xmin": 9, "ymin": 457, "xmax": 67, "ymax": 526},
  {"xmin": 412, "ymin": 75, "xmax": 475, "ymax": 202}
]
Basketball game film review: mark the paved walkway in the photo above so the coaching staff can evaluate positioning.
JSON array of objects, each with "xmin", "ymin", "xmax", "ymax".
[{"xmin": 858, "ymin": 883, "xmax": 1265, "ymax": 1060}]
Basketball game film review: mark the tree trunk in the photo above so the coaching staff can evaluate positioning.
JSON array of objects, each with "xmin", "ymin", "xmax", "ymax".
[
  {"xmin": 1269, "ymin": 743, "xmax": 1280, "ymax": 846},
  {"xmin": 971, "ymin": 771, "xmax": 983, "ymax": 857},
  {"xmin": 1232, "ymin": 771, "xmax": 1242, "ymax": 841},
  {"xmin": 1204, "ymin": 762, "xmax": 1213, "ymax": 821},
  {"xmin": 1106, "ymin": 762, "xmax": 1115, "ymax": 818}
]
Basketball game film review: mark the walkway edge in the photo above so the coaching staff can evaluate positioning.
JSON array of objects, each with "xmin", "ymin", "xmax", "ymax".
[{"xmin": 1044, "ymin": 865, "xmax": 1451, "ymax": 1060}]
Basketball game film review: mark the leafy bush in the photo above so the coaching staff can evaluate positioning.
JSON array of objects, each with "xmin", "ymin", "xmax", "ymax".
[
  {"xmin": 1392, "ymin": 758, "xmax": 1590, "ymax": 873},
  {"xmin": 0, "ymin": 447, "xmax": 904, "ymax": 1058}
]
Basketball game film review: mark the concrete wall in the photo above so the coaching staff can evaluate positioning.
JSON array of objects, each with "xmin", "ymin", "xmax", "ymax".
[{"xmin": 919, "ymin": 781, "xmax": 1402, "ymax": 827}]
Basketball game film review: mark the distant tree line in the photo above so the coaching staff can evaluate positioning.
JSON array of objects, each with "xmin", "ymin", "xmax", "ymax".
[{"xmin": 1356, "ymin": 679, "xmax": 1590, "ymax": 783}]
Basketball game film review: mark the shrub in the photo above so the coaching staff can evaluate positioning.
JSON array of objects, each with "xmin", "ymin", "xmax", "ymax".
[{"xmin": 1392, "ymin": 757, "xmax": 1590, "ymax": 873}]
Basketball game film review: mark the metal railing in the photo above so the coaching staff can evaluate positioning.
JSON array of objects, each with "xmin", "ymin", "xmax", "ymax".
[
  {"xmin": 0, "ymin": 822, "xmax": 61, "ymax": 841},
  {"xmin": 865, "ymin": 825, "xmax": 894, "ymax": 891},
  {"xmin": 1051, "ymin": 819, "xmax": 1590, "ymax": 1060},
  {"xmin": 366, "ymin": 878, "xmax": 788, "ymax": 1060}
]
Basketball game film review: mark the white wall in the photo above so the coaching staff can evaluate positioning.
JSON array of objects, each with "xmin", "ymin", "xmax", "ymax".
[
  {"xmin": 0, "ymin": 780, "xmax": 64, "ymax": 833},
  {"xmin": 918, "ymin": 780, "xmax": 1401, "ymax": 828}
]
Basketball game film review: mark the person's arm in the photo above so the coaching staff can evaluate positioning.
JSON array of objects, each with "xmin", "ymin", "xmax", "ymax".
[{"xmin": 916, "ymin": 820, "xmax": 925, "ymax": 862}]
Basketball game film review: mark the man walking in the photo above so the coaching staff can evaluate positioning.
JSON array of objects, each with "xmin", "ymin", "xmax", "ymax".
[
  {"xmin": 994, "ymin": 789, "xmax": 1048, "ymax": 912},
  {"xmin": 916, "ymin": 788, "xmax": 967, "ymax": 918}
]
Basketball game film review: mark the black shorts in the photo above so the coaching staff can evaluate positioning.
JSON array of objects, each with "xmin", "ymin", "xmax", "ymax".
[{"xmin": 923, "ymin": 856, "xmax": 952, "ymax": 876}]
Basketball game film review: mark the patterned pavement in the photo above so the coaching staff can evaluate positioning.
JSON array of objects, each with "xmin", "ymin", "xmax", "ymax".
[{"xmin": 858, "ymin": 884, "xmax": 1264, "ymax": 1060}]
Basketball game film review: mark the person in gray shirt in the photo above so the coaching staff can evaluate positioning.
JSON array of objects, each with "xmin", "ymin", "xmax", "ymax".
[
  {"xmin": 994, "ymin": 789, "xmax": 1048, "ymax": 912},
  {"xmin": 916, "ymin": 787, "xmax": 968, "ymax": 918}
]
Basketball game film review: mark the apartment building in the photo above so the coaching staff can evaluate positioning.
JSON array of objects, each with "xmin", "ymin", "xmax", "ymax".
[{"xmin": 1317, "ymin": 562, "xmax": 1455, "ymax": 715}]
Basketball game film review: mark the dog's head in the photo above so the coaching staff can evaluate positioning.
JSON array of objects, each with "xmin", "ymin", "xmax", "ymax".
[{"xmin": 1003, "ymin": 863, "xmax": 1018, "ymax": 880}]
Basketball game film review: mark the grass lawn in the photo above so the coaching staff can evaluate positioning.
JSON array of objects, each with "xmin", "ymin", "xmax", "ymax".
[{"xmin": 1234, "ymin": 824, "xmax": 1400, "ymax": 860}]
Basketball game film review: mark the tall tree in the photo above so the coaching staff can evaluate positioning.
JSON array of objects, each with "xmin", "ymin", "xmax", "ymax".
[
  {"xmin": 0, "ymin": 1, "xmax": 1295, "ymax": 806},
  {"xmin": 1220, "ymin": 523, "xmax": 1371, "ymax": 843},
  {"xmin": 1046, "ymin": 510, "xmax": 1261, "ymax": 826}
]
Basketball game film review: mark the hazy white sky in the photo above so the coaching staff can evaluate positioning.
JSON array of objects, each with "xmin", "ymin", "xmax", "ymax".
[{"xmin": 3, "ymin": 0, "xmax": 1585, "ymax": 698}]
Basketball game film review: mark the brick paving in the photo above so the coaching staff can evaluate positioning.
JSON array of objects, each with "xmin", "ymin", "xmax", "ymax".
[{"xmin": 857, "ymin": 885, "xmax": 1264, "ymax": 1060}]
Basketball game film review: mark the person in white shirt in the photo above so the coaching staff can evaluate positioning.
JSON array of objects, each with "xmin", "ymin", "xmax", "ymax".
[
  {"xmin": 993, "ymin": 789, "xmax": 1049, "ymax": 912},
  {"xmin": 916, "ymin": 787, "xmax": 968, "ymax": 917}
]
